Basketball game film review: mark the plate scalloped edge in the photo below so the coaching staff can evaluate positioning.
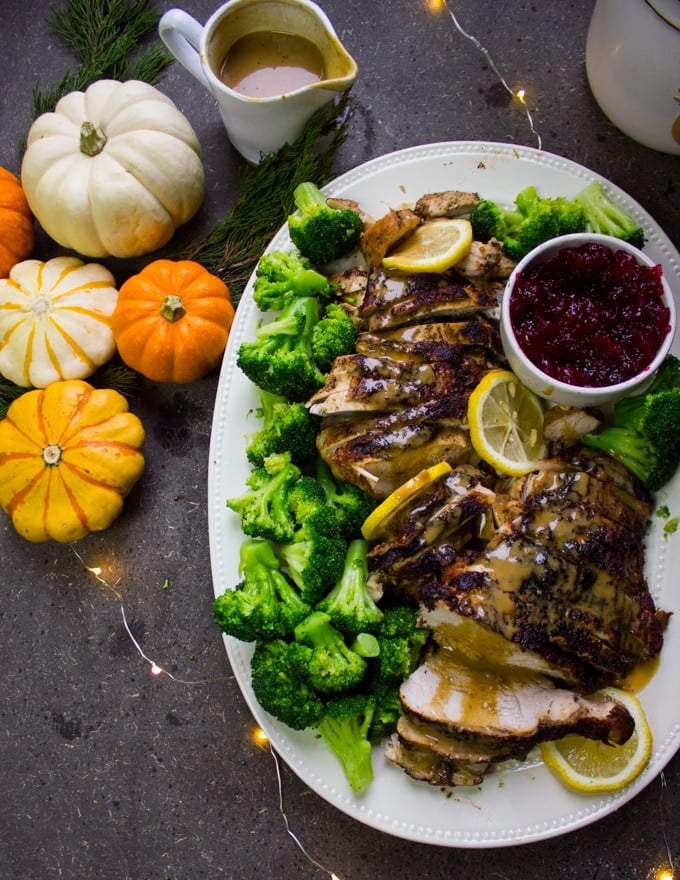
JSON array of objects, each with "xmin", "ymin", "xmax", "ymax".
[{"xmin": 208, "ymin": 141, "xmax": 680, "ymax": 848}]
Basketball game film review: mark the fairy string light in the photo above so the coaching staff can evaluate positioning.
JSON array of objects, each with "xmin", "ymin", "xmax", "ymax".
[
  {"xmin": 656, "ymin": 771, "xmax": 676, "ymax": 880},
  {"xmin": 436, "ymin": 0, "xmax": 543, "ymax": 149},
  {"xmin": 69, "ymin": 545, "xmax": 227, "ymax": 686},
  {"xmin": 267, "ymin": 735, "xmax": 343, "ymax": 880},
  {"xmin": 70, "ymin": 546, "xmax": 344, "ymax": 876}
]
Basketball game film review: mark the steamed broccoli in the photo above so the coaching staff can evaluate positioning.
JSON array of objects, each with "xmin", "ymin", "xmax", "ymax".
[
  {"xmin": 470, "ymin": 181, "xmax": 644, "ymax": 261},
  {"xmin": 574, "ymin": 180, "xmax": 646, "ymax": 249},
  {"xmin": 365, "ymin": 674, "xmax": 403, "ymax": 744},
  {"xmin": 316, "ymin": 539, "xmax": 384, "ymax": 635},
  {"xmin": 286, "ymin": 474, "xmax": 333, "ymax": 523},
  {"xmin": 470, "ymin": 185, "xmax": 585, "ymax": 262},
  {"xmin": 363, "ymin": 604, "xmax": 429, "ymax": 742},
  {"xmin": 314, "ymin": 458, "xmax": 377, "ymax": 539},
  {"xmin": 317, "ymin": 693, "xmax": 376, "ymax": 793},
  {"xmin": 378, "ymin": 603, "xmax": 427, "ymax": 641},
  {"xmin": 372, "ymin": 605, "xmax": 428, "ymax": 683},
  {"xmin": 245, "ymin": 389, "xmax": 320, "ymax": 467},
  {"xmin": 311, "ymin": 303, "xmax": 359, "ymax": 372},
  {"xmin": 236, "ymin": 295, "xmax": 325, "ymax": 401},
  {"xmin": 294, "ymin": 611, "xmax": 367, "ymax": 694},
  {"xmin": 468, "ymin": 198, "xmax": 510, "ymax": 243},
  {"xmin": 213, "ymin": 539, "xmax": 311, "ymax": 642},
  {"xmin": 250, "ymin": 638, "xmax": 325, "ymax": 730},
  {"xmin": 581, "ymin": 354, "xmax": 680, "ymax": 492},
  {"xmin": 227, "ymin": 452, "xmax": 301, "ymax": 543},
  {"xmin": 253, "ymin": 250, "xmax": 332, "ymax": 312},
  {"xmin": 274, "ymin": 510, "xmax": 347, "ymax": 604},
  {"xmin": 288, "ymin": 181, "xmax": 363, "ymax": 265}
]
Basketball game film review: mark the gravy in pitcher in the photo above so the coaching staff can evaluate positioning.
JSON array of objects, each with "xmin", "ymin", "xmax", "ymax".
[{"xmin": 219, "ymin": 31, "xmax": 325, "ymax": 98}]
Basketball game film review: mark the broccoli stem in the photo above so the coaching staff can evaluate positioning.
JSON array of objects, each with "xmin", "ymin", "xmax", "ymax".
[
  {"xmin": 293, "ymin": 181, "xmax": 326, "ymax": 212},
  {"xmin": 317, "ymin": 697, "xmax": 376, "ymax": 793}
]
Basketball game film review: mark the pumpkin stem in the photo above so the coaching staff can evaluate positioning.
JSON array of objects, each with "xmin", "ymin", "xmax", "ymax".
[
  {"xmin": 160, "ymin": 294, "xmax": 187, "ymax": 323},
  {"xmin": 80, "ymin": 121, "xmax": 107, "ymax": 156},
  {"xmin": 43, "ymin": 444, "xmax": 62, "ymax": 466}
]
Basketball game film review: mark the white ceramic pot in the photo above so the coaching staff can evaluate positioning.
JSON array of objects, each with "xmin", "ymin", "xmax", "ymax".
[{"xmin": 586, "ymin": 0, "xmax": 680, "ymax": 154}]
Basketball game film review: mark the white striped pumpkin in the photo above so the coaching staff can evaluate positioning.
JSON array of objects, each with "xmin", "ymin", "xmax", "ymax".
[
  {"xmin": 21, "ymin": 80, "xmax": 205, "ymax": 259},
  {"xmin": 0, "ymin": 256, "xmax": 118, "ymax": 388}
]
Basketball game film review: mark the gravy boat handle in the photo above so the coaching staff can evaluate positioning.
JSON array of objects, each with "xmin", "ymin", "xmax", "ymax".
[{"xmin": 158, "ymin": 9, "xmax": 210, "ymax": 91}]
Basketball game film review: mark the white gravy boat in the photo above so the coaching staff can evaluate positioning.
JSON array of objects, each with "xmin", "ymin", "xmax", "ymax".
[{"xmin": 159, "ymin": 0, "xmax": 358, "ymax": 163}]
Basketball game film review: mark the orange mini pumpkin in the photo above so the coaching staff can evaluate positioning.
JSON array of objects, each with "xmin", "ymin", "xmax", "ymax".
[
  {"xmin": 111, "ymin": 259, "xmax": 234, "ymax": 383},
  {"xmin": 0, "ymin": 166, "xmax": 34, "ymax": 278}
]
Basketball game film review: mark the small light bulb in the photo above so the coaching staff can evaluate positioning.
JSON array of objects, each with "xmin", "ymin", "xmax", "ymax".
[
  {"xmin": 516, "ymin": 88, "xmax": 526, "ymax": 103},
  {"xmin": 254, "ymin": 726, "xmax": 269, "ymax": 746},
  {"xmin": 150, "ymin": 663, "xmax": 163, "ymax": 676}
]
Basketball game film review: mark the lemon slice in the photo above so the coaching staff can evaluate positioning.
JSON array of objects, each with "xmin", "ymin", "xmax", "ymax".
[
  {"xmin": 382, "ymin": 218, "xmax": 473, "ymax": 273},
  {"xmin": 540, "ymin": 688, "xmax": 653, "ymax": 793},
  {"xmin": 467, "ymin": 369, "xmax": 547, "ymax": 476},
  {"xmin": 361, "ymin": 461, "xmax": 452, "ymax": 541}
]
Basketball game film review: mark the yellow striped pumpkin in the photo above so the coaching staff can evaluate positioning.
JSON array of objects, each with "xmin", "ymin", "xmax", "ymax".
[
  {"xmin": 0, "ymin": 380, "xmax": 145, "ymax": 542},
  {"xmin": 0, "ymin": 256, "xmax": 118, "ymax": 388}
]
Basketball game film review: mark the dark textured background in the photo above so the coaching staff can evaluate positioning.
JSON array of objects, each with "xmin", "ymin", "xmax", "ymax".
[{"xmin": 0, "ymin": 1, "xmax": 678, "ymax": 878}]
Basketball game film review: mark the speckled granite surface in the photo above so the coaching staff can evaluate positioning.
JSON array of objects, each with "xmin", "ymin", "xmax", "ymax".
[{"xmin": 0, "ymin": 1, "xmax": 678, "ymax": 878}]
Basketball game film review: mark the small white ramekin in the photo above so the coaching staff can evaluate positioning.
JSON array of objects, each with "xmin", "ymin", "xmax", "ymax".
[{"xmin": 500, "ymin": 233, "xmax": 676, "ymax": 408}]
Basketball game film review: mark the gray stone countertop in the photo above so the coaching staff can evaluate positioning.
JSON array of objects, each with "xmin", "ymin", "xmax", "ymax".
[{"xmin": 0, "ymin": 1, "xmax": 678, "ymax": 878}]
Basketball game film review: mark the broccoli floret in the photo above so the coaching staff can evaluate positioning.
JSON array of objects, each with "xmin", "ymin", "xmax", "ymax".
[
  {"xmin": 378, "ymin": 604, "xmax": 426, "ymax": 640},
  {"xmin": 227, "ymin": 452, "xmax": 301, "ymax": 543},
  {"xmin": 236, "ymin": 295, "xmax": 325, "ymax": 401},
  {"xmin": 250, "ymin": 638, "xmax": 324, "ymax": 730},
  {"xmin": 582, "ymin": 354, "xmax": 680, "ymax": 492},
  {"xmin": 469, "ymin": 199, "xmax": 507, "ymax": 242},
  {"xmin": 286, "ymin": 474, "xmax": 332, "ymax": 522},
  {"xmin": 365, "ymin": 674, "xmax": 402, "ymax": 744},
  {"xmin": 315, "ymin": 457, "xmax": 377, "ymax": 539},
  {"xmin": 471, "ymin": 186, "xmax": 587, "ymax": 262},
  {"xmin": 294, "ymin": 610, "xmax": 367, "ymax": 693},
  {"xmin": 374, "ymin": 634, "xmax": 425, "ymax": 680},
  {"xmin": 245, "ymin": 389, "xmax": 320, "ymax": 467},
  {"xmin": 362, "ymin": 604, "xmax": 429, "ymax": 742},
  {"xmin": 288, "ymin": 181, "xmax": 363, "ymax": 266},
  {"xmin": 373, "ymin": 604, "xmax": 429, "ymax": 681},
  {"xmin": 502, "ymin": 188, "xmax": 562, "ymax": 262},
  {"xmin": 275, "ymin": 511, "xmax": 347, "ymax": 604},
  {"xmin": 551, "ymin": 195, "xmax": 588, "ymax": 236},
  {"xmin": 573, "ymin": 180, "xmax": 646, "ymax": 249},
  {"xmin": 273, "ymin": 474, "xmax": 347, "ymax": 603},
  {"xmin": 213, "ymin": 539, "xmax": 311, "ymax": 642},
  {"xmin": 311, "ymin": 303, "xmax": 359, "ymax": 372},
  {"xmin": 317, "ymin": 693, "xmax": 376, "ymax": 793},
  {"xmin": 316, "ymin": 539, "xmax": 384, "ymax": 636},
  {"xmin": 253, "ymin": 250, "xmax": 332, "ymax": 312}
]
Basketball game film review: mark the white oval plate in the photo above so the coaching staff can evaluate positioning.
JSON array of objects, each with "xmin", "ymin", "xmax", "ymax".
[{"xmin": 208, "ymin": 141, "xmax": 680, "ymax": 848}]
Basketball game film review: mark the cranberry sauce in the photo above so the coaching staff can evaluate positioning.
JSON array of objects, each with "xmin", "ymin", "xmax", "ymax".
[{"xmin": 509, "ymin": 242, "xmax": 670, "ymax": 387}]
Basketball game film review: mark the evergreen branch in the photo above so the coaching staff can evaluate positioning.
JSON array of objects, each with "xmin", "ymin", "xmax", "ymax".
[
  {"xmin": 0, "ymin": 382, "xmax": 27, "ymax": 421},
  {"xmin": 89, "ymin": 359, "xmax": 143, "ymax": 398},
  {"xmin": 183, "ymin": 92, "xmax": 356, "ymax": 305},
  {"xmin": 30, "ymin": 0, "xmax": 172, "ymax": 120}
]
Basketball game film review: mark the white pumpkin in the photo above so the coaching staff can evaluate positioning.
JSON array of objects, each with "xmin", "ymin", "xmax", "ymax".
[
  {"xmin": 21, "ymin": 80, "xmax": 205, "ymax": 259},
  {"xmin": 0, "ymin": 256, "xmax": 118, "ymax": 388}
]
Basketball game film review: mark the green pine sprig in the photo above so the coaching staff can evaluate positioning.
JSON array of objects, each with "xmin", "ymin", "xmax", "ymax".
[
  {"xmin": 182, "ymin": 92, "xmax": 357, "ymax": 305},
  {"xmin": 30, "ymin": 0, "xmax": 173, "ymax": 119}
]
